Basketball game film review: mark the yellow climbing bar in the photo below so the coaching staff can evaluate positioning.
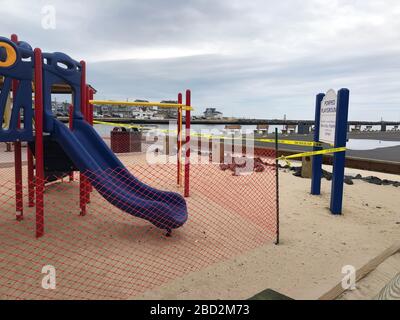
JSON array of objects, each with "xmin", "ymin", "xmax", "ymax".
[{"xmin": 89, "ymin": 100, "xmax": 193, "ymax": 111}]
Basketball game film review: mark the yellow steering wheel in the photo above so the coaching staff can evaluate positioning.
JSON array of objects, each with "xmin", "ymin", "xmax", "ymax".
[{"xmin": 0, "ymin": 41, "xmax": 17, "ymax": 68}]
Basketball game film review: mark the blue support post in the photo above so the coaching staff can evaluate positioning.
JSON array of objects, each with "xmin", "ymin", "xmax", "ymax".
[
  {"xmin": 311, "ymin": 93, "xmax": 325, "ymax": 195},
  {"xmin": 330, "ymin": 88, "xmax": 350, "ymax": 215}
]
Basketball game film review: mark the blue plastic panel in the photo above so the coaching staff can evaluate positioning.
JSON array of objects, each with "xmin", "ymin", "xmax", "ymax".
[
  {"xmin": 42, "ymin": 52, "xmax": 83, "ymax": 133},
  {"xmin": 0, "ymin": 37, "xmax": 34, "ymax": 142}
]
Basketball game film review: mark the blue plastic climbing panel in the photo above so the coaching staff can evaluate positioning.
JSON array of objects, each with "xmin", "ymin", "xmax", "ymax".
[{"xmin": 0, "ymin": 37, "xmax": 34, "ymax": 142}]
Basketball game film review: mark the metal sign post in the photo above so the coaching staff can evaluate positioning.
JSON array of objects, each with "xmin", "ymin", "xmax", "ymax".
[
  {"xmin": 311, "ymin": 88, "xmax": 350, "ymax": 215},
  {"xmin": 330, "ymin": 89, "xmax": 350, "ymax": 214}
]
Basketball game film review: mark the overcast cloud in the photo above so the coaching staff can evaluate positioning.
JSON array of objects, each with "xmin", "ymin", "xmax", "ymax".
[{"xmin": 1, "ymin": 0, "xmax": 399, "ymax": 120}]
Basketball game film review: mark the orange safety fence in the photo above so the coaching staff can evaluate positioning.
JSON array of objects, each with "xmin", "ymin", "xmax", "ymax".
[{"xmin": 0, "ymin": 131, "xmax": 277, "ymax": 300}]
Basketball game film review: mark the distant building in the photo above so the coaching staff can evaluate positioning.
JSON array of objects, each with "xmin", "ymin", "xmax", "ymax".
[
  {"xmin": 156, "ymin": 100, "xmax": 178, "ymax": 119},
  {"xmin": 92, "ymin": 99, "xmax": 179, "ymax": 119},
  {"xmin": 51, "ymin": 100, "xmax": 70, "ymax": 116},
  {"xmin": 203, "ymin": 108, "xmax": 223, "ymax": 119}
]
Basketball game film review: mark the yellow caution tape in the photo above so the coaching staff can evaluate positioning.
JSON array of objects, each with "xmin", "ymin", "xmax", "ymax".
[
  {"xmin": 191, "ymin": 132, "xmax": 323, "ymax": 147},
  {"xmin": 92, "ymin": 122, "xmax": 324, "ymax": 147},
  {"xmin": 277, "ymin": 147, "xmax": 347, "ymax": 166},
  {"xmin": 258, "ymin": 138, "xmax": 323, "ymax": 147},
  {"xmin": 93, "ymin": 120, "xmax": 143, "ymax": 129}
]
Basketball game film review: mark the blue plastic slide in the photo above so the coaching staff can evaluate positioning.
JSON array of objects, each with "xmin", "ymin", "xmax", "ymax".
[{"xmin": 52, "ymin": 118, "xmax": 188, "ymax": 231}]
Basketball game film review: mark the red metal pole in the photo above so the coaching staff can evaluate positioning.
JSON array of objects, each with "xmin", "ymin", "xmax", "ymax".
[
  {"xmin": 88, "ymin": 88, "xmax": 94, "ymax": 193},
  {"xmin": 34, "ymin": 48, "xmax": 45, "ymax": 238},
  {"xmin": 11, "ymin": 34, "xmax": 23, "ymax": 220},
  {"xmin": 177, "ymin": 93, "xmax": 182, "ymax": 185},
  {"xmin": 68, "ymin": 104, "xmax": 74, "ymax": 182},
  {"xmin": 184, "ymin": 90, "xmax": 191, "ymax": 198},
  {"xmin": 79, "ymin": 61, "xmax": 87, "ymax": 216},
  {"xmin": 85, "ymin": 85, "xmax": 92, "ymax": 203},
  {"xmin": 27, "ymin": 148, "xmax": 35, "ymax": 207}
]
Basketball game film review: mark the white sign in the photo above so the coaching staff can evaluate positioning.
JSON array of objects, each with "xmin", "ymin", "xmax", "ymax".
[{"xmin": 319, "ymin": 89, "xmax": 337, "ymax": 145}]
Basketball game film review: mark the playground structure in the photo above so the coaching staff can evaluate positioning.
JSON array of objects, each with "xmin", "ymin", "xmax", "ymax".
[
  {"xmin": 0, "ymin": 34, "xmax": 197, "ymax": 237},
  {"xmin": 0, "ymin": 34, "xmax": 278, "ymax": 299}
]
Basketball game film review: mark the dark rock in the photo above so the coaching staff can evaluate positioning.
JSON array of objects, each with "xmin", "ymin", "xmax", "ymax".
[
  {"xmin": 219, "ymin": 164, "xmax": 229, "ymax": 171},
  {"xmin": 363, "ymin": 176, "xmax": 383, "ymax": 185},
  {"xmin": 354, "ymin": 174, "xmax": 362, "ymax": 179},
  {"xmin": 293, "ymin": 170, "xmax": 302, "ymax": 177},
  {"xmin": 393, "ymin": 182, "xmax": 400, "ymax": 188},
  {"xmin": 382, "ymin": 179, "xmax": 393, "ymax": 186},
  {"xmin": 254, "ymin": 164, "xmax": 265, "ymax": 172},
  {"xmin": 344, "ymin": 176, "xmax": 354, "ymax": 185},
  {"xmin": 322, "ymin": 170, "xmax": 332, "ymax": 181}
]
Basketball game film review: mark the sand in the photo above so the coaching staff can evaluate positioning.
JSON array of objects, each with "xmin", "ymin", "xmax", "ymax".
[
  {"xmin": 139, "ymin": 162, "xmax": 400, "ymax": 300},
  {"xmin": 0, "ymin": 152, "xmax": 399, "ymax": 300}
]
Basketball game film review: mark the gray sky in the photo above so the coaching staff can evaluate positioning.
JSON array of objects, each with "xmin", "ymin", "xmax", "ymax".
[{"xmin": 1, "ymin": 0, "xmax": 400, "ymax": 120}]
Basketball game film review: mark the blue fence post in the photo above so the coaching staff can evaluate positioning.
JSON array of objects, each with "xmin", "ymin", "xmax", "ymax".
[
  {"xmin": 330, "ymin": 88, "xmax": 350, "ymax": 215},
  {"xmin": 311, "ymin": 93, "xmax": 325, "ymax": 195}
]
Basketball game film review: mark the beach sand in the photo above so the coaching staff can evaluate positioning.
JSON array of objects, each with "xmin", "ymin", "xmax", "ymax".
[{"xmin": 139, "ymin": 162, "xmax": 400, "ymax": 300}]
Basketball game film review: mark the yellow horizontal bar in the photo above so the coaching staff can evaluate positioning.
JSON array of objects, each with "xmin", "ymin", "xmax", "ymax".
[{"xmin": 90, "ymin": 100, "xmax": 193, "ymax": 111}]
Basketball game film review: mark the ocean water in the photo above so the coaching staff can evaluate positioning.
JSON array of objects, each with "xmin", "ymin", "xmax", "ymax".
[{"xmin": 346, "ymin": 139, "xmax": 400, "ymax": 151}]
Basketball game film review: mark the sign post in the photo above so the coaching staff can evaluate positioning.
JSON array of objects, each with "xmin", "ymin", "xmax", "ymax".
[
  {"xmin": 311, "ymin": 88, "xmax": 350, "ymax": 215},
  {"xmin": 311, "ymin": 93, "xmax": 325, "ymax": 195},
  {"xmin": 330, "ymin": 89, "xmax": 350, "ymax": 214}
]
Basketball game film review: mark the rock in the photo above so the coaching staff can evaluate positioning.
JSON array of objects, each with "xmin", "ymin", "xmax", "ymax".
[
  {"xmin": 254, "ymin": 164, "xmax": 265, "ymax": 172},
  {"xmin": 344, "ymin": 176, "xmax": 354, "ymax": 185},
  {"xmin": 393, "ymin": 182, "xmax": 400, "ymax": 188},
  {"xmin": 219, "ymin": 164, "xmax": 229, "ymax": 171},
  {"xmin": 382, "ymin": 179, "xmax": 393, "ymax": 186},
  {"xmin": 293, "ymin": 170, "xmax": 302, "ymax": 177},
  {"xmin": 322, "ymin": 170, "xmax": 332, "ymax": 181},
  {"xmin": 354, "ymin": 174, "xmax": 362, "ymax": 179},
  {"xmin": 363, "ymin": 176, "xmax": 383, "ymax": 185}
]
